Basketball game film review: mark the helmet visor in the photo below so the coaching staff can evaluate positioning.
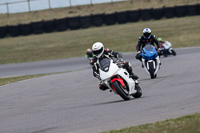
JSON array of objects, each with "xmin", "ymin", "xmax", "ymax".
[
  {"xmin": 93, "ymin": 47, "xmax": 104, "ymax": 56},
  {"xmin": 143, "ymin": 33, "xmax": 151, "ymax": 38}
]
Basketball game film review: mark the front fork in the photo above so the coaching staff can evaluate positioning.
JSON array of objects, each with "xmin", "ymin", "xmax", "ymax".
[
  {"xmin": 142, "ymin": 56, "xmax": 160, "ymax": 75},
  {"xmin": 104, "ymin": 75, "xmax": 138, "ymax": 94}
]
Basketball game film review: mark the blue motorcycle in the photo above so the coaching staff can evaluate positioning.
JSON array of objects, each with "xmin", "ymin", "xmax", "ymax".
[{"xmin": 141, "ymin": 44, "xmax": 161, "ymax": 79}]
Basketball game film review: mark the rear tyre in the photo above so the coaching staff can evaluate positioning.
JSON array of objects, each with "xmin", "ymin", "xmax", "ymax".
[
  {"xmin": 112, "ymin": 81, "xmax": 131, "ymax": 101},
  {"xmin": 148, "ymin": 62, "xmax": 156, "ymax": 79},
  {"xmin": 132, "ymin": 85, "xmax": 142, "ymax": 98},
  {"xmin": 163, "ymin": 54, "xmax": 168, "ymax": 57},
  {"xmin": 171, "ymin": 49, "xmax": 176, "ymax": 56}
]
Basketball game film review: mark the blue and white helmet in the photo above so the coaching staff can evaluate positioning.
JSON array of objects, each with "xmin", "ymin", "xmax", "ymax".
[{"xmin": 143, "ymin": 28, "xmax": 151, "ymax": 39}]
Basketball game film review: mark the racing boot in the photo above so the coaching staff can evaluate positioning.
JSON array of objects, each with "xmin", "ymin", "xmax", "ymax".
[
  {"xmin": 130, "ymin": 73, "xmax": 139, "ymax": 80},
  {"xmin": 99, "ymin": 82, "xmax": 109, "ymax": 91}
]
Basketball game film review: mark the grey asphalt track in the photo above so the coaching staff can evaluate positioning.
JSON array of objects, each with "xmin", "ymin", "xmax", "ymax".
[
  {"xmin": 0, "ymin": 47, "xmax": 199, "ymax": 78},
  {"xmin": 0, "ymin": 47, "xmax": 200, "ymax": 133},
  {"xmin": 0, "ymin": 57, "xmax": 89, "ymax": 78}
]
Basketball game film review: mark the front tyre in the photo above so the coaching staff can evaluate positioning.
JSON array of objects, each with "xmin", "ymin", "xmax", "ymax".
[
  {"xmin": 112, "ymin": 81, "xmax": 131, "ymax": 101},
  {"xmin": 148, "ymin": 62, "xmax": 156, "ymax": 79}
]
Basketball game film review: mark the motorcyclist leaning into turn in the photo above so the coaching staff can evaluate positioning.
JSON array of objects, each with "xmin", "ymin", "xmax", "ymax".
[
  {"xmin": 157, "ymin": 37, "xmax": 171, "ymax": 48},
  {"xmin": 135, "ymin": 28, "xmax": 162, "ymax": 67},
  {"xmin": 91, "ymin": 42, "xmax": 139, "ymax": 91},
  {"xmin": 157, "ymin": 37, "xmax": 165, "ymax": 44},
  {"xmin": 85, "ymin": 49, "xmax": 94, "ymax": 66},
  {"xmin": 157, "ymin": 37, "xmax": 168, "ymax": 48}
]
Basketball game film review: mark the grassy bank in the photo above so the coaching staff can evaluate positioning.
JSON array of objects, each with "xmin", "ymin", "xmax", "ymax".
[
  {"xmin": 0, "ymin": 74, "xmax": 51, "ymax": 86},
  {"xmin": 102, "ymin": 113, "xmax": 200, "ymax": 133},
  {"xmin": 0, "ymin": 16, "xmax": 200, "ymax": 64},
  {"xmin": 0, "ymin": 71, "xmax": 69, "ymax": 86},
  {"xmin": 0, "ymin": 0, "xmax": 199, "ymax": 26}
]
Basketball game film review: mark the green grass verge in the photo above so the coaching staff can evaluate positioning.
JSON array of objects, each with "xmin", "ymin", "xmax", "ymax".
[
  {"xmin": 0, "ymin": 16, "xmax": 200, "ymax": 64},
  {"xmin": 102, "ymin": 113, "xmax": 200, "ymax": 133},
  {"xmin": 0, "ymin": 71, "xmax": 72, "ymax": 86},
  {"xmin": 0, "ymin": 74, "xmax": 51, "ymax": 86}
]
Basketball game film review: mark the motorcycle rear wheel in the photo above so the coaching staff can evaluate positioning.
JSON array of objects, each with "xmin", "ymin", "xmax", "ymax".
[
  {"xmin": 171, "ymin": 49, "xmax": 176, "ymax": 56},
  {"xmin": 112, "ymin": 81, "xmax": 131, "ymax": 101}
]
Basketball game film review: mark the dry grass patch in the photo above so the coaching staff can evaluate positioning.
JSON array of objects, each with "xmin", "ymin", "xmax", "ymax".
[
  {"xmin": 0, "ymin": 0, "xmax": 199, "ymax": 26},
  {"xmin": 0, "ymin": 16, "xmax": 200, "ymax": 64}
]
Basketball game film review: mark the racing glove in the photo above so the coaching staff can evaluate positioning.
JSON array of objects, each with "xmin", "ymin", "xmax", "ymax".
[{"xmin": 136, "ymin": 51, "xmax": 141, "ymax": 59}]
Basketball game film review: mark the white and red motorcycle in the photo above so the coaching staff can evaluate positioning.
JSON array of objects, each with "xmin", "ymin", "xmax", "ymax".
[{"xmin": 98, "ymin": 57, "xmax": 142, "ymax": 100}]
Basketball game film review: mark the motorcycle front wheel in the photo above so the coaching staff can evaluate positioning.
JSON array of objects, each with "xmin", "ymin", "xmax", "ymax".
[
  {"xmin": 148, "ymin": 62, "xmax": 156, "ymax": 79},
  {"xmin": 112, "ymin": 81, "xmax": 131, "ymax": 101}
]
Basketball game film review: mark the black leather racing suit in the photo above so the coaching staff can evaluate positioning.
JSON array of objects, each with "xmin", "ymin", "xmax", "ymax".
[
  {"xmin": 91, "ymin": 49, "xmax": 133, "ymax": 78},
  {"xmin": 136, "ymin": 35, "xmax": 161, "ymax": 61},
  {"xmin": 90, "ymin": 49, "xmax": 138, "ymax": 90}
]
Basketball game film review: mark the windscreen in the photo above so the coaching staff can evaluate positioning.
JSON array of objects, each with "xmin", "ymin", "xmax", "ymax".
[
  {"xmin": 99, "ymin": 58, "xmax": 110, "ymax": 72},
  {"xmin": 144, "ymin": 44, "xmax": 153, "ymax": 50}
]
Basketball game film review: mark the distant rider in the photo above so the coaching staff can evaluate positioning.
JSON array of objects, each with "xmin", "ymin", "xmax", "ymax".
[
  {"xmin": 157, "ymin": 37, "xmax": 176, "ymax": 56},
  {"xmin": 157, "ymin": 37, "xmax": 168, "ymax": 48},
  {"xmin": 85, "ymin": 49, "xmax": 94, "ymax": 66},
  {"xmin": 91, "ymin": 42, "xmax": 139, "ymax": 91},
  {"xmin": 157, "ymin": 37, "xmax": 165, "ymax": 45},
  {"xmin": 135, "ymin": 28, "xmax": 162, "ymax": 67}
]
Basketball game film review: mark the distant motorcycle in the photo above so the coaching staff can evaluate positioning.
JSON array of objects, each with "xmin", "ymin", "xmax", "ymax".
[
  {"xmin": 99, "ymin": 57, "xmax": 142, "ymax": 100},
  {"xmin": 160, "ymin": 41, "xmax": 176, "ymax": 57},
  {"xmin": 141, "ymin": 44, "xmax": 162, "ymax": 79}
]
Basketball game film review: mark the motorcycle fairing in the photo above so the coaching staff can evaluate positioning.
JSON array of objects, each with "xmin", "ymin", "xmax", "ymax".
[
  {"xmin": 142, "ymin": 56, "xmax": 160, "ymax": 75},
  {"xmin": 111, "ymin": 78, "xmax": 125, "ymax": 87},
  {"xmin": 162, "ymin": 41, "xmax": 172, "ymax": 49},
  {"xmin": 99, "ymin": 59, "xmax": 119, "ymax": 80},
  {"xmin": 110, "ymin": 78, "xmax": 125, "ymax": 93},
  {"xmin": 142, "ymin": 44, "xmax": 158, "ymax": 60},
  {"xmin": 113, "ymin": 69, "xmax": 136, "ymax": 95},
  {"xmin": 99, "ymin": 58, "xmax": 137, "ymax": 95}
]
